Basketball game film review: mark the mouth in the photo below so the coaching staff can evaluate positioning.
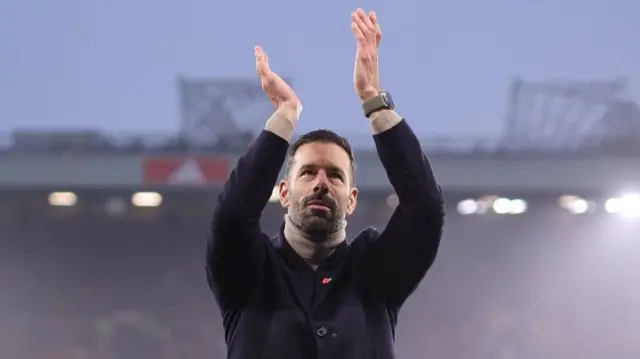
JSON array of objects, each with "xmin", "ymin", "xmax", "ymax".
[{"xmin": 307, "ymin": 200, "xmax": 330, "ymax": 211}]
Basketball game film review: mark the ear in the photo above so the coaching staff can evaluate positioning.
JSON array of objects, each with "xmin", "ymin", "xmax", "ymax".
[
  {"xmin": 346, "ymin": 187, "xmax": 359, "ymax": 215},
  {"xmin": 278, "ymin": 179, "xmax": 289, "ymax": 208}
]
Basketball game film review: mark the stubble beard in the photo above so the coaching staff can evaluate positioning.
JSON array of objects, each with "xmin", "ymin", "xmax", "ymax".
[{"xmin": 290, "ymin": 203, "xmax": 345, "ymax": 244}]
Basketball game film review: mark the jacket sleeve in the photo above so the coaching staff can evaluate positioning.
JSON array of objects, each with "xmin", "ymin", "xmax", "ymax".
[
  {"xmin": 362, "ymin": 111, "xmax": 445, "ymax": 308},
  {"xmin": 206, "ymin": 120, "xmax": 291, "ymax": 310}
]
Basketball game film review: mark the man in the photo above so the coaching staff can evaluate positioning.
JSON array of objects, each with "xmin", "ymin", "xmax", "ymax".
[{"xmin": 206, "ymin": 8, "xmax": 445, "ymax": 359}]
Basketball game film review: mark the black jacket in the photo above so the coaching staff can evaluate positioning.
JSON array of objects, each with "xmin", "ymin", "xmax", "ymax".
[{"xmin": 206, "ymin": 119, "xmax": 445, "ymax": 359}]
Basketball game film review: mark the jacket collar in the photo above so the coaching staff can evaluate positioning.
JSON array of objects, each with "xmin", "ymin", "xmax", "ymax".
[{"xmin": 272, "ymin": 222, "xmax": 349, "ymax": 271}]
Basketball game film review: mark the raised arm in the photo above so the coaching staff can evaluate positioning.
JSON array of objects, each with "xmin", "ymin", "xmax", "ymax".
[
  {"xmin": 206, "ymin": 46, "xmax": 301, "ymax": 310},
  {"xmin": 366, "ymin": 111, "xmax": 445, "ymax": 307},
  {"xmin": 351, "ymin": 9, "xmax": 445, "ymax": 308}
]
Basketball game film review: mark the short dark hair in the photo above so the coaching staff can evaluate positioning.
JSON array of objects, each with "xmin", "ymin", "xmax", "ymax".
[{"xmin": 286, "ymin": 129, "xmax": 356, "ymax": 184}]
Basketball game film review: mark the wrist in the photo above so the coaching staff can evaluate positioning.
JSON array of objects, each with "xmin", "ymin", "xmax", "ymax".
[
  {"xmin": 266, "ymin": 108, "xmax": 297, "ymax": 142},
  {"xmin": 358, "ymin": 88, "xmax": 381, "ymax": 102},
  {"xmin": 276, "ymin": 102, "xmax": 302, "ymax": 123},
  {"xmin": 361, "ymin": 90, "xmax": 394, "ymax": 118}
]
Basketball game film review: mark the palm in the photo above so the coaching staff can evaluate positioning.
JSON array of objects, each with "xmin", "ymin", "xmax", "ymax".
[
  {"xmin": 255, "ymin": 46, "xmax": 298, "ymax": 110},
  {"xmin": 351, "ymin": 9, "xmax": 382, "ymax": 99}
]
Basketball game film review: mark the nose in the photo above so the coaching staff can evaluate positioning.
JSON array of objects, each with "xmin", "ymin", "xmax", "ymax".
[{"xmin": 312, "ymin": 171, "xmax": 329, "ymax": 194}]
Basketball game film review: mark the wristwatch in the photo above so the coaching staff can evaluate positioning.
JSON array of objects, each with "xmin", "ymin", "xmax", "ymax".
[{"xmin": 362, "ymin": 91, "xmax": 395, "ymax": 118}]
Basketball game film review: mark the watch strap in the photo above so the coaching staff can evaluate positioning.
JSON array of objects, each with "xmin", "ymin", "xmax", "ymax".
[{"xmin": 362, "ymin": 92, "xmax": 392, "ymax": 117}]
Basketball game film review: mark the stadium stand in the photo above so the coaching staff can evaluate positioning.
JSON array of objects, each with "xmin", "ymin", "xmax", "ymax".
[{"xmin": 1, "ymin": 190, "xmax": 638, "ymax": 359}]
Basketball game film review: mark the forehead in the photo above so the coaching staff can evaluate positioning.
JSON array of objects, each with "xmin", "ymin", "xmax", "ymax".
[{"xmin": 292, "ymin": 142, "xmax": 351, "ymax": 171}]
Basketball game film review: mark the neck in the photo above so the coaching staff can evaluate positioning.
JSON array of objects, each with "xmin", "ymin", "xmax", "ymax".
[{"xmin": 283, "ymin": 214, "xmax": 346, "ymax": 269}]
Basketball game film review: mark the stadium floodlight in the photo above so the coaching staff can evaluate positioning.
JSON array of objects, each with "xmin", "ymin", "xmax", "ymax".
[
  {"xmin": 131, "ymin": 192, "xmax": 163, "ymax": 207},
  {"xmin": 558, "ymin": 195, "xmax": 591, "ymax": 214},
  {"xmin": 48, "ymin": 192, "xmax": 77, "ymax": 207},
  {"xmin": 492, "ymin": 197, "xmax": 527, "ymax": 215},
  {"xmin": 457, "ymin": 199, "xmax": 478, "ymax": 215},
  {"xmin": 509, "ymin": 199, "xmax": 527, "ymax": 214},
  {"xmin": 492, "ymin": 198, "xmax": 510, "ymax": 214},
  {"xmin": 605, "ymin": 193, "xmax": 640, "ymax": 218}
]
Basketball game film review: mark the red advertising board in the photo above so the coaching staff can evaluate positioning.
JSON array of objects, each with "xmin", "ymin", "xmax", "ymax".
[{"xmin": 142, "ymin": 156, "xmax": 229, "ymax": 185}]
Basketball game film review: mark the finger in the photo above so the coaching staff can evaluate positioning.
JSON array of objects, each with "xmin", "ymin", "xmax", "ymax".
[
  {"xmin": 351, "ymin": 12, "xmax": 369, "ymax": 43},
  {"xmin": 350, "ymin": 19, "xmax": 366, "ymax": 43},
  {"xmin": 369, "ymin": 11, "xmax": 382, "ymax": 44},
  {"xmin": 255, "ymin": 46, "xmax": 271, "ymax": 76},
  {"xmin": 356, "ymin": 8, "xmax": 377, "ymax": 36},
  {"xmin": 255, "ymin": 45, "xmax": 265, "ymax": 64},
  {"xmin": 355, "ymin": 8, "xmax": 367, "ymax": 20},
  {"xmin": 255, "ymin": 45, "xmax": 263, "ymax": 72}
]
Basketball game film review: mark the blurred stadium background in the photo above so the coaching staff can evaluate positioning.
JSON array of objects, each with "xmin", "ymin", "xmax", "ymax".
[{"xmin": 1, "ymin": 76, "xmax": 640, "ymax": 359}]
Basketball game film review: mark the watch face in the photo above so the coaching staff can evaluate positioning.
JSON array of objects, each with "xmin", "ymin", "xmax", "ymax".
[{"xmin": 382, "ymin": 92, "xmax": 394, "ymax": 108}]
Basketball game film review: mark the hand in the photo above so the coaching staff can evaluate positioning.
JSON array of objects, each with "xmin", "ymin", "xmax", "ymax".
[
  {"xmin": 351, "ymin": 8, "xmax": 382, "ymax": 102},
  {"xmin": 255, "ymin": 45, "xmax": 302, "ymax": 120}
]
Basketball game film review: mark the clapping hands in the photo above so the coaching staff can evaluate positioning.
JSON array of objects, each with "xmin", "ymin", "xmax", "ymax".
[{"xmin": 255, "ymin": 46, "xmax": 302, "ymax": 121}]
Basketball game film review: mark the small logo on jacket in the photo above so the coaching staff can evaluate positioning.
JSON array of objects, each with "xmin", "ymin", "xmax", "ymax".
[{"xmin": 321, "ymin": 277, "xmax": 332, "ymax": 285}]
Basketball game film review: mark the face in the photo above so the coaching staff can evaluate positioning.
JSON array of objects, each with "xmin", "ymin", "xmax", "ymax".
[{"xmin": 279, "ymin": 142, "xmax": 358, "ymax": 241}]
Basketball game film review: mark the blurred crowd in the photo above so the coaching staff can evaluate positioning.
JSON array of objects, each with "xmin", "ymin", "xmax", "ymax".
[{"xmin": 0, "ymin": 194, "xmax": 638, "ymax": 359}]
